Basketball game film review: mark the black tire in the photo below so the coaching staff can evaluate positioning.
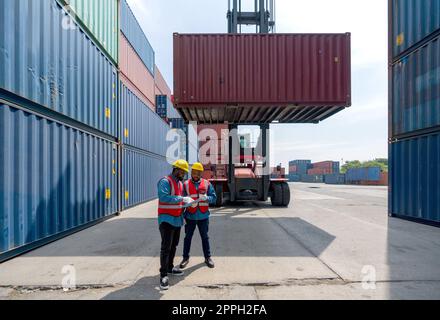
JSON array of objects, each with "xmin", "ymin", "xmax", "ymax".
[
  {"xmin": 281, "ymin": 182, "xmax": 291, "ymax": 207},
  {"xmin": 271, "ymin": 183, "xmax": 283, "ymax": 206},
  {"xmin": 214, "ymin": 184, "xmax": 224, "ymax": 207}
]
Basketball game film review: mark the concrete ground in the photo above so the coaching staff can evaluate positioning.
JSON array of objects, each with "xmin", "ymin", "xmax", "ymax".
[{"xmin": 1, "ymin": 182, "xmax": 440, "ymax": 300}]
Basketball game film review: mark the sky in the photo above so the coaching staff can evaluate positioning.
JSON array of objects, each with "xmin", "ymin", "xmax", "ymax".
[{"xmin": 126, "ymin": 0, "xmax": 389, "ymax": 167}]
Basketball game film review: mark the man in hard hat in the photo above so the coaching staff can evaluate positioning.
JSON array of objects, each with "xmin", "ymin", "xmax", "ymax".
[
  {"xmin": 179, "ymin": 162, "xmax": 217, "ymax": 270},
  {"xmin": 157, "ymin": 159, "xmax": 195, "ymax": 290}
]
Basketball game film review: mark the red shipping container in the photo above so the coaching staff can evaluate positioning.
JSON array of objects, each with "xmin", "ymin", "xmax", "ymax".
[
  {"xmin": 312, "ymin": 161, "xmax": 333, "ymax": 168},
  {"xmin": 120, "ymin": 33, "xmax": 156, "ymax": 109},
  {"xmin": 174, "ymin": 33, "xmax": 351, "ymax": 124},
  {"xmin": 308, "ymin": 168, "xmax": 332, "ymax": 175}
]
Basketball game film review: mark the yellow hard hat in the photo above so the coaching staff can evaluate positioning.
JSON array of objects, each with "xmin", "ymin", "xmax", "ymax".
[
  {"xmin": 172, "ymin": 159, "xmax": 189, "ymax": 173},
  {"xmin": 191, "ymin": 162, "xmax": 204, "ymax": 172}
]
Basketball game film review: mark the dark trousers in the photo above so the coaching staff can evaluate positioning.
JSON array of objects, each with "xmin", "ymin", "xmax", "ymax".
[
  {"xmin": 159, "ymin": 222, "xmax": 181, "ymax": 277},
  {"xmin": 183, "ymin": 218, "xmax": 211, "ymax": 259}
]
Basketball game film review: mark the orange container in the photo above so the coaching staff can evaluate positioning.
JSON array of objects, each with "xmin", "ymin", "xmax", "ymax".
[
  {"xmin": 119, "ymin": 33, "xmax": 156, "ymax": 109},
  {"xmin": 154, "ymin": 66, "xmax": 172, "ymax": 98}
]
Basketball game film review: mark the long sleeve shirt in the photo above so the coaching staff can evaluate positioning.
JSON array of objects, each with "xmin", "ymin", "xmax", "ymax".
[
  {"xmin": 184, "ymin": 179, "xmax": 217, "ymax": 221},
  {"xmin": 157, "ymin": 175, "xmax": 184, "ymax": 228}
]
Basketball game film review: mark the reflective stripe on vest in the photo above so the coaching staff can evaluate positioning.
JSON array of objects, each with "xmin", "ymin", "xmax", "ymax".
[
  {"xmin": 158, "ymin": 176, "xmax": 184, "ymax": 217},
  {"xmin": 184, "ymin": 179, "xmax": 209, "ymax": 214}
]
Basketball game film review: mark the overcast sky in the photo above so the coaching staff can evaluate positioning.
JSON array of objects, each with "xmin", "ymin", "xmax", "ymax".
[{"xmin": 127, "ymin": 0, "xmax": 388, "ymax": 167}]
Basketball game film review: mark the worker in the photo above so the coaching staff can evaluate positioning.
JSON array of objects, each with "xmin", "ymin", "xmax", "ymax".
[
  {"xmin": 157, "ymin": 159, "xmax": 194, "ymax": 290},
  {"xmin": 179, "ymin": 162, "xmax": 217, "ymax": 270}
]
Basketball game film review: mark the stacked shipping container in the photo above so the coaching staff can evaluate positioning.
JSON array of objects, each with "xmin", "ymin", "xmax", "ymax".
[
  {"xmin": 389, "ymin": 0, "xmax": 440, "ymax": 224},
  {"xmin": 119, "ymin": 0, "xmax": 171, "ymax": 210},
  {"xmin": 0, "ymin": 0, "xmax": 174, "ymax": 261},
  {"xmin": 0, "ymin": 0, "xmax": 120, "ymax": 262}
]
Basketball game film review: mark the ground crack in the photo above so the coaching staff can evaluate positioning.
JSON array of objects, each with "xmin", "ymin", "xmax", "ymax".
[{"xmin": 0, "ymin": 284, "xmax": 116, "ymax": 294}]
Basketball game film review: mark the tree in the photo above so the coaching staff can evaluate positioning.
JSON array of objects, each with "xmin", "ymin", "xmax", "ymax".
[{"xmin": 341, "ymin": 159, "xmax": 388, "ymax": 173}]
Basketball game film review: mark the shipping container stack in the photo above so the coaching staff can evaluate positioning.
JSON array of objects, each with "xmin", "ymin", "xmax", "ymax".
[
  {"xmin": 389, "ymin": 0, "xmax": 440, "ymax": 225},
  {"xmin": 288, "ymin": 160, "xmax": 312, "ymax": 182},
  {"xmin": 0, "ymin": 0, "xmax": 120, "ymax": 261},
  {"xmin": 119, "ymin": 0, "xmax": 172, "ymax": 210},
  {"xmin": 0, "ymin": 0, "xmax": 175, "ymax": 262}
]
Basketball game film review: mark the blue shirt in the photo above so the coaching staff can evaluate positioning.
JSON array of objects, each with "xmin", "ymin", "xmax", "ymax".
[
  {"xmin": 157, "ymin": 175, "xmax": 185, "ymax": 228},
  {"xmin": 184, "ymin": 179, "xmax": 217, "ymax": 221}
]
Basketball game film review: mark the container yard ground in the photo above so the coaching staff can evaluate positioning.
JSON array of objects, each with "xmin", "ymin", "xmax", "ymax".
[{"xmin": 1, "ymin": 183, "xmax": 440, "ymax": 300}]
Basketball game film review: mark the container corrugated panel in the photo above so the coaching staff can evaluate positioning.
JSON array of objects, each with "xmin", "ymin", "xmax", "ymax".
[
  {"xmin": 174, "ymin": 33, "xmax": 351, "ymax": 124},
  {"xmin": 346, "ymin": 167, "xmax": 381, "ymax": 182},
  {"xmin": 122, "ymin": 147, "xmax": 169, "ymax": 209},
  {"xmin": 390, "ymin": 132, "xmax": 440, "ymax": 223},
  {"xmin": 0, "ymin": 104, "xmax": 118, "ymax": 258},
  {"xmin": 391, "ymin": 0, "xmax": 440, "ymax": 59},
  {"xmin": 155, "ymin": 66, "xmax": 172, "ymax": 98},
  {"xmin": 119, "ymin": 33, "xmax": 156, "ymax": 109},
  {"xmin": 392, "ymin": 36, "xmax": 440, "ymax": 137},
  {"xmin": 120, "ymin": 0, "xmax": 155, "ymax": 75},
  {"xmin": 58, "ymin": 0, "xmax": 118, "ymax": 63},
  {"xmin": 120, "ymin": 79, "xmax": 171, "ymax": 156},
  {"xmin": 0, "ymin": 0, "xmax": 118, "ymax": 137}
]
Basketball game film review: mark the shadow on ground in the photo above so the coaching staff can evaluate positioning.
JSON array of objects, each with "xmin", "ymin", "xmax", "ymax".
[
  {"xmin": 102, "ymin": 263, "xmax": 206, "ymax": 300},
  {"xmin": 22, "ymin": 203, "xmax": 336, "ymax": 258}
]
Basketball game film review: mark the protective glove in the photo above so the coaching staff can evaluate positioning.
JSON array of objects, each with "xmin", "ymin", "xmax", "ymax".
[{"xmin": 199, "ymin": 194, "xmax": 209, "ymax": 202}]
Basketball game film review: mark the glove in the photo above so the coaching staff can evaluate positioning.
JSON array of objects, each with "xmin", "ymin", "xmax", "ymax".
[
  {"xmin": 199, "ymin": 194, "xmax": 208, "ymax": 202},
  {"xmin": 190, "ymin": 202, "xmax": 198, "ymax": 208},
  {"xmin": 182, "ymin": 197, "xmax": 194, "ymax": 204}
]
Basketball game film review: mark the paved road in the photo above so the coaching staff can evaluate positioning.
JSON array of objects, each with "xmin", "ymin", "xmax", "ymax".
[{"xmin": 1, "ymin": 183, "xmax": 440, "ymax": 300}]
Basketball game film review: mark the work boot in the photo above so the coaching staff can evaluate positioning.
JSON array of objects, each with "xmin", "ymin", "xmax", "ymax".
[
  {"xmin": 168, "ymin": 267, "xmax": 185, "ymax": 276},
  {"xmin": 160, "ymin": 276, "xmax": 169, "ymax": 290},
  {"xmin": 205, "ymin": 258, "xmax": 215, "ymax": 269},
  {"xmin": 180, "ymin": 258, "xmax": 190, "ymax": 269}
]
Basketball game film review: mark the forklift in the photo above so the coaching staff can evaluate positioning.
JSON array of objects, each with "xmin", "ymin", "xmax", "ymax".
[
  {"xmin": 205, "ymin": 124, "xmax": 290, "ymax": 207},
  {"xmin": 194, "ymin": 0, "xmax": 290, "ymax": 208}
]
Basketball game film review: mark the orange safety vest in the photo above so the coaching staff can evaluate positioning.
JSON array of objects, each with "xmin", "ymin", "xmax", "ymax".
[
  {"xmin": 158, "ymin": 176, "xmax": 184, "ymax": 217},
  {"xmin": 184, "ymin": 179, "xmax": 210, "ymax": 214}
]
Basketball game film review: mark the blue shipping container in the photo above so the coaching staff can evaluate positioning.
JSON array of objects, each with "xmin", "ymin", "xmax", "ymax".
[
  {"xmin": 156, "ymin": 95, "xmax": 181, "ymax": 120},
  {"xmin": 0, "ymin": 104, "xmax": 118, "ymax": 260},
  {"xmin": 120, "ymin": 80, "xmax": 171, "ymax": 156},
  {"xmin": 301, "ymin": 175, "xmax": 324, "ymax": 183},
  {"xmin": 324, "ymin": 174, "xmax": 346, "ymax": 185},
  {"xmin": 0, "ymin": 0, "xmax": 118, "ymax": 137},
  {"xmin": 288, "ymin": 174, "xmax": 301, "ymax": 182},
  {"xmin": 390, "ymin": 131, "xmax": 440, "ymax": 223},
  {"xmin": 122, "ymin": 147, "xmax": 170, "ymax": 209},
  {"xmin": 332, "ymin": 162, "xmax": 341, "ymax": 174},
  {"xmin": 169, "ymin": 118, "xmax": 186, "ymax": 130},
  {"xmin": 346, "ymin": 167, "xmax": 381, "ymax": 182},
  {"xmin": 120, "ymin": 0, "xmax": 155, "ymax": 75},
  {"xmin": 392, "ymin": 36, "xmax": 440, "ymax": 137},
  {"xmin": 391, "ymin": 0, "xmax": 440, "ymax": 59}
]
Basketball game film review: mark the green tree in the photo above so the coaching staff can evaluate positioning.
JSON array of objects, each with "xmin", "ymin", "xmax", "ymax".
[{"xmin": 341, "ymin": 159, "xmax": 388, "ymax": 173}]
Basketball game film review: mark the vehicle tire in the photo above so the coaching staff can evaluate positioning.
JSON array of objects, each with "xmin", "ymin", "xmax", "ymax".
[
  {"xmin": 271, "ymin": 183, "xmax": 283, "ymax": 206},
  {"xmin": 214, "ymin": 184, "xmax": 224, "ymax": 207},
  {"xmin": 281, "ymin": 182, "xmax": 291, "ymax": 207}
]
